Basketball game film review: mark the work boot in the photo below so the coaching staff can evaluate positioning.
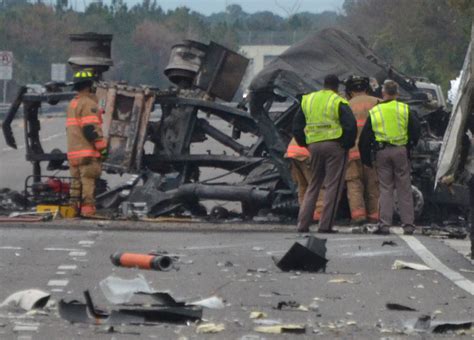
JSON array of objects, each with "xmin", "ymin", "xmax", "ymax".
[
  {"xmin": 297, "ymin": 224, "xmax": 310, "ymax": 233},
  {"xmin": 351, "ymin": 217, "xmax": 368, "ymax": 226},
  {"xmin": 373, "ymin": 224, "xmax": 390, "ymax": 235},
  {"xmin": 402, "ymin": 224, "xmax": 416, "ymax": 235}
]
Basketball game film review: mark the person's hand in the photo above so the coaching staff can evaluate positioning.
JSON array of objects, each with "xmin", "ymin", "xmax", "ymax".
[{"xmin": 100, "ymin": 148, "xmax": 108, "ymax": 160}]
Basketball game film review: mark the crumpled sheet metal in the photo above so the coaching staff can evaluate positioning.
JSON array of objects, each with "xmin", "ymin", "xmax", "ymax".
[
  {"xmin": 58, "ymin": 291, "xmax": 202, "ymax": 325},
  {"xmin": 248, "ymin": 27, "xmax": 414, "ymax": 97}
]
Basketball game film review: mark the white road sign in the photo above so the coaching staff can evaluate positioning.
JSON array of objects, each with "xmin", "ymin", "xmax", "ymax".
[
  {"xmin": 51, "ymin": 63, "xmax": 66, "ymax": 82},
  {"xmin": 0, "ymin": 51, "xmax": 13, "ymax": 80}
]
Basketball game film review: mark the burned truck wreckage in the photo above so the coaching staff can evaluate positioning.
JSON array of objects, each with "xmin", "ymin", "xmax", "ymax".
[{"xmin": 1, "ymin": 28, "xmax": 467, "ymax": 223}]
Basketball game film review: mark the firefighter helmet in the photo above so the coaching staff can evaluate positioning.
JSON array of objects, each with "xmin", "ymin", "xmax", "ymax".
[
  {"xmin": 72, "ymin": 70, "xmax": 96, "ymax": 85},
  {"xmin": 345, "ymin": 75, "xmax": 370, "ymax": 93}
]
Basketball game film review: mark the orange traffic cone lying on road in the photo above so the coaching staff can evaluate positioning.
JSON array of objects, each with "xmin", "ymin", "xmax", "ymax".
[{"xmin": 111, "ymin": 252, "xmax": 173, "ymax": 271}]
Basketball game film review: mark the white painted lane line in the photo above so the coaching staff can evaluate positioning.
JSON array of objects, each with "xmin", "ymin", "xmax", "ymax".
[
  {"xmin": 45, "ymin": 247, "xmax": 80, "ymax": 252},
  {"xmin": 56, "ymin": 271, "xmax": 66, "ymax": 275},
  {"xmin": 51, "ymin": 288, "xmax": 64, "ymax": 293},
  {"xmin": 47, "ymin": 279, "xmax": 69, "ymax": 287},
  {"xmin": 78, "ymin": 240, "xmax": 94, "ymax": 245},
  {"xmin": 0, "ymin": 246, "xmax": 22, "ymax": 250},
  {"xmin": 13, "ymin": 322, "xmax": 39, "ymax": 332},
  {"xmin": 69, "ymin": 251, "xmax": 87, "ymax": 257},
  {"xmin": 400, "ymin": 235, "xmax": 474, "ymax": 296},
  {"xmin": 17, "ymin": 335, "xmax": 33, "ymax": 340},
  {"xmin": 58, "ymin": 264, "xmax": 77, "ymax": 270}
]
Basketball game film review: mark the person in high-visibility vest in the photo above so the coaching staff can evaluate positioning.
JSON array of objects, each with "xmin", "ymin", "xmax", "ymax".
[
  {"xmin": 359, "ymin": 80, "xmax": 420, "ymax": 235},
  {"xmin": 285, "ymin": 138, "xmax": 324, "ymax": 221},
  {"xmin": 292, "ymin": 74, "xmax": 357, "ymax": 233},
  {"xmin": 344, "ymin": 76, "xmax": 380, "ymax": 224},
  {"xmin": 67, "ymin": 70, "xmax": 107, "ymax": 217}
]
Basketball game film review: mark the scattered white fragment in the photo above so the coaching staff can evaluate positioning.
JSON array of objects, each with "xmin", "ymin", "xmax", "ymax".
[
  {"xmin": 250, "ymin": 311, "xmax": 267, "ymax": 319},
  {"xmin": 189, "ymin": 296, "xmax": 225, "ymax": 309},
  {"xmin": 252, "ymin": 247, "xmax": 264, "ymax": 252},
  {"xmin": 68, "ymin": 251, "xmax": 87, "ymax": 257},
  {"xmin": 13, "ymin": 322, "xmax": 39, "ymax": 332},
  {"xmin": 328, "ymin": 278, "xmax": 354, "ymax": 284},
  {"xmin": 392, "ymin": 260, "xmax": 432, "ymax": 271},
  {"xmin": 1, "ymin": 290, "xmax": 50, "ymax": 311}
]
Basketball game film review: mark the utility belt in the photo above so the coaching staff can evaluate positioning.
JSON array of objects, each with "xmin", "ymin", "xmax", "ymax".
[{"xmin": 374, "ymin": 142, "xmax": 404, "ymax": 151}]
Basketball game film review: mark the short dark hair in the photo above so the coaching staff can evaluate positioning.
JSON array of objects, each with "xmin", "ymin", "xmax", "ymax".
[
  {"xmin": 382, "ymin": 80, "xmax": 399, "ymax": 96},
  {"xmin": 324, "ymin": 74, "xmax": 340, "ymax": 91}
]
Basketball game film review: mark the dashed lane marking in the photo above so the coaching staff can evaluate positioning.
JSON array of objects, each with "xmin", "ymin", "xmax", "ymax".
[
  {"xmin": 400, "ymin": 235, "xmax": 474, "ymax": 296},
  {"xmin": 50, "ymin": 288, "xmax": 63, "ymax": 293},
  {"xmin": 44, "ymin": 247, "xmax": 80, "ymax": 252},
  {"xmin": 57, "ymin": 264, "xmax": 77, "ymax": 270},
  {"xmin": 47, "ymin": 279, "xmax": 69, "ymax": 287},
  {"xmin": 56, "ymin": 271, "xmax": 66, "ymax": 275},
  {"xmin": 0, "ymin": 246, "xmax": 22, "ymax": 250},
  {"xmin": 68, "ymin": 251, "xmax": 87, "ymax": 257}
]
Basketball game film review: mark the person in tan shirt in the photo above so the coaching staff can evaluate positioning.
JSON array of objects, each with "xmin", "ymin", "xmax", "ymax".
[
  {"xmin": 66, "ymin": 70, "xmax": 107, "ymax": 217},
  {"xmin": 345, "ymin": 76, "xmax": 380, "ymax": 224}
]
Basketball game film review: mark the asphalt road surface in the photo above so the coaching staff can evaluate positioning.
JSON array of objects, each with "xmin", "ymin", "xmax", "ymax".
[{"xmin": 0, "ymin": 224, "xmax": 473, "ymax": 339}]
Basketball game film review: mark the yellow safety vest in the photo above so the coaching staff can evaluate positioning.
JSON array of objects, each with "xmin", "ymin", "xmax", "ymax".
[
  {"xmin": 369, "ymin": 100, "xmax": 409, "ymax": 146},
  {"xmin": 301, "ymin": 89, "xmax": 346, "ymax": 144}
]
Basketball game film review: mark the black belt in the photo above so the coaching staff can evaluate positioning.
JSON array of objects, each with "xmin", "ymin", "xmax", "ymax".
[{"xmin": 375, "ymin": 142, "xmax": 401, "ymax": 150}]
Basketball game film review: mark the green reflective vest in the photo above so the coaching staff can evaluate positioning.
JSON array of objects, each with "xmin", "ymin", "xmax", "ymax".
[
  {"xmin": 369, "ymin": 100, "xmax": 409, "ymax": 146},
  {"xmin": 302, "ymin": 89, "xmax": 346, "ymax": 144}
]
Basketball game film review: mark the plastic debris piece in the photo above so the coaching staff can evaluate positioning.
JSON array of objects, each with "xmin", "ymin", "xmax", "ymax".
[
  {"xmin": 196, "ymin": 323, "xmax": 225, "ymax": 334},
  {"xmin": 382, "ymin": 241, "xmax": 398, "ymax": 247},
  {"xmin": 99, "ymin": 274, "xmax": 152, "ymax": 304},
  {"xmin": 414, "ymin": 315, "xmax": 474, "ymax": 333},
  {"xmin": 253, "ymin": 319, "xmax": 283, "ymax": 326},
  {"xmin": 392, "ymin": 260, "xmax": 432, "ymax": 271},
  {"xmin": 274, "ymin": 236, "xmax": 328, "ymax": 273},
  {"xmin": 386, "ymin": 303, "xmax": 417, "ymax": 312},
  {"xmin": 254, "ymin": 324, "xmax": 306, "ymax": 334},
  {"xmin": 250, "ymin": 311, "xmax": 267, "ymax": 319},
  {"xmin": 1, "ymin": 289, "xmax": 50, "ymax": 311},
  {"xmin": 189, "ymin": 296, "xmax": 225, "ymax": 309},
  {"xmin": 347, "ymin": 320, "xmax": 357, "ymax": 326}
]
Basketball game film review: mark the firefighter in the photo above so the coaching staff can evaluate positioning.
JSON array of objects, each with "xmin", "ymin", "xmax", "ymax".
[
  {"xmin": 67, "ymin": 70, "xmax": 107, "ymax": 217},
  {"xmin": 359, "ymin": 80, "xmax": 420, "ymax": 235},
  {"xmin": 345, "ymin": 76, "xmax": 380, "ymax": 224},
  {"xmin": 285, "ymin": 138, "xmax": 324, "ymax": 221},
  {"xmin": 292, "ymin": 74, "xmax": 357, "ymax": 233}
]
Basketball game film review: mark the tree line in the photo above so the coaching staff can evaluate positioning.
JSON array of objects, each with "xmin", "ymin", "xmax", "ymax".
[{"xmin": 0, "ymin": 0, "xmax": 472, "ymax": 99}]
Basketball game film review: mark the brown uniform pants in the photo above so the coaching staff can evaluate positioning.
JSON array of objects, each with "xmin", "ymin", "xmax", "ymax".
[
  {"xmin": 345, "ymin": 159, "xmax": 379, "ymax": 221},
  {"xmin": 376, "ymin": 146, "xmax": 414, "ymax": 225},
  {"xmin": 290, "ymin": 159, "xmax": 324, "ymax": 219},
  {"xmin": 69, "ymin": 157, "xmax": 102, "ymax": 208},
  {"xmin": 297, "ymin": 141, "xmax": 347, "ymax": 231}
]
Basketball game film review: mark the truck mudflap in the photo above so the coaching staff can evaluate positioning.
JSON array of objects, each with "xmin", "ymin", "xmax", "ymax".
[{"xmin": 2, "ymin": 86, "xmax": 27, "ymax": 149}]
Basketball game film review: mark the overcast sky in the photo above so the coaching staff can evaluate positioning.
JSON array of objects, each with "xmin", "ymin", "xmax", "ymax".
[{"xmin": 66, "ymin": 0, "xmax": 345, "ymax": 16}]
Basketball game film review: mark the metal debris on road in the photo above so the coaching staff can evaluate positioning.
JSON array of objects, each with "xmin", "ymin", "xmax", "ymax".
[
  {"xmin": 414, "ymin": 314, "xmax": 474, "ymax": 333},
  {"xmin": 0, "ymin": 289, "xmax": 51, "ymax": 311},
  {"xmin": 275, "ymin": 301, "xmax": 308, "ymax": 312},
  {"xmin": 58, "ymin": 290, "xmax": 202, "ymax": 325},
  {"xmin": 382, "ymin": 241, "xmax": 398, "ymax": 247},
  {"xmin": 254, "ymin": 324, "xmax": 306, "ymax": 334},
  {"xmin": 196, "ymin": 322, "xmax": 226, "ymax": 334},
  {"xmin": 274, "ymin": 236, "xmax": 328, "ymax": 273},
  {"xmin": 386, "ymin": 303, "xmax": 418, "ymax": 312},
  {"xmin": 392, "ymin": 260, "xmax": 432, "ymax": 271}
]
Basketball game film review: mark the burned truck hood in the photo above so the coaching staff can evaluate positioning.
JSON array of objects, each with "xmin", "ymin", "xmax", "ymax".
[{"xmin": 248, "ymin": 27, "xmax": 420, "ymax": 98}]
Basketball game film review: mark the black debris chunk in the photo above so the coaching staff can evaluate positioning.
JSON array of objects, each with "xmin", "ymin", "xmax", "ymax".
[{"xmin": 274, "ymin": 236, "xmax": 328, "ymax": 272}]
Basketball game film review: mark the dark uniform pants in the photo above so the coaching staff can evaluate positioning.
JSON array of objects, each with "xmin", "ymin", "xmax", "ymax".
[
  {"xmin": 376, "ymin": 146, "xmax": 414, "ymax": 225},
  {"xmin": 297, "ymin": 141, "xmax": 347, "ymax": 231}
]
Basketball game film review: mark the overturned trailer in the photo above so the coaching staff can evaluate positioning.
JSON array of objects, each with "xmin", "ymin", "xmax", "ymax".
[{"xmin": 1, "ymin": 28, "xmax": 466, "ymax": 222}]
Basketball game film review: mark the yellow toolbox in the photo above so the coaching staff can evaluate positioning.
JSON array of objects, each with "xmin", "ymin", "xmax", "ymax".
[{"xmin": 36, "ymin": 205, "xmax": 78, "ymax": 218}]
